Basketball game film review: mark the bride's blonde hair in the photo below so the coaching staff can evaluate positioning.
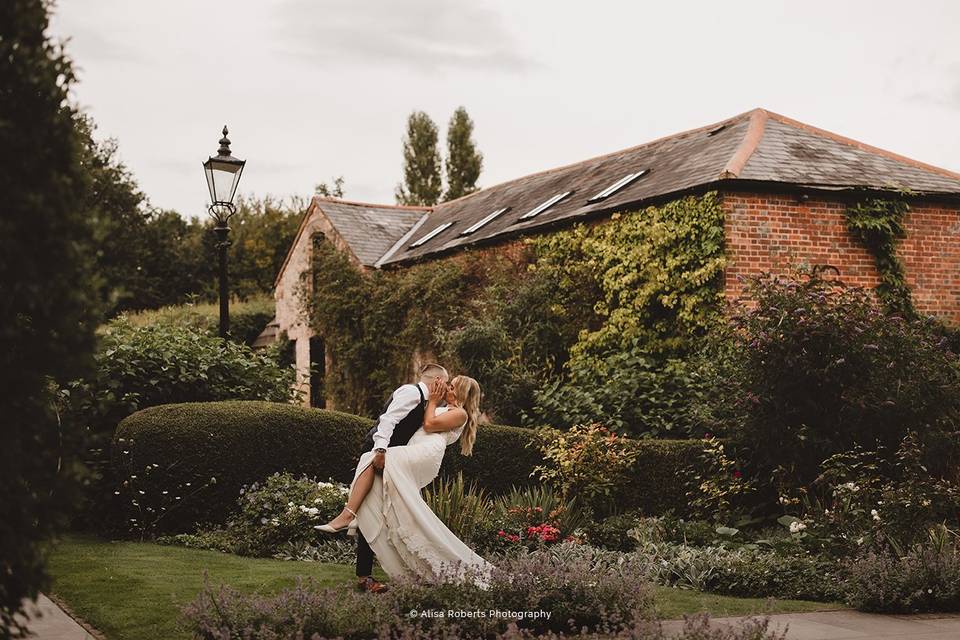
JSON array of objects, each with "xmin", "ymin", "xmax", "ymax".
[{"xmin": 452, "ymin": 375, "xmax": 482, "ymax": 456}]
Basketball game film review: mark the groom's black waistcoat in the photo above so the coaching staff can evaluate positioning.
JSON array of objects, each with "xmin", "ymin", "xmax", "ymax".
[{"xmin": 363, "ymin": 383, "xmax": 427, "ymax": 448}]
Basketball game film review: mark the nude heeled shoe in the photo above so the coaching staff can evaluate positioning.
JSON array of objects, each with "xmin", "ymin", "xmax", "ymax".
[{"xmin": 315, "ymin": 506, "xmax": 358, "ymax": 533}]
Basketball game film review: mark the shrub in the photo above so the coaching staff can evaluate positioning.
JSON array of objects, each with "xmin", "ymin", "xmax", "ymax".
[
  {"xmin": 183, "ymin": 545, "xmax": 658, "ymax": 639},
  {"xmin": 485, "ymin": 485, "xmax": 586, "ymax": 552},
  {"xmin": 113, "ymin": 402, "xmax": 369, "ymax": 533},
  {"xmin": 695, "ymin": 268, "xmax": 960, "ymax": 493},
  {"xmin": 67, "ymin": 320, "xmax": 298, "ymax": 533},
  {"xmin": 424, "ymin": 472, "xmax": 492, "ymax": 547},
  {"xmin": 588, "ymin": 511, "xmax": 643, "ymax": 551},
  {"xmin": 533, "ymin": 346, "xmax": 701, "ymax": 438},
  {"xmin": 532, "ymin": 423, "xmax": 640, "ymax": 513},
  {"xmin": 115, "ymin": 401, "xmax": 715, "ymax": 534},
  {"xmin": 122, "ymin": 295, "xmax": 275, "ymax": 346},
  {"xmin": 844, "ymin": 525, "xmax": 960, "ymax": 613}
]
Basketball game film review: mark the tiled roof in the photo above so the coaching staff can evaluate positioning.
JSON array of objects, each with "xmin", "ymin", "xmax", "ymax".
[
  {"xmin": 317, "ymin": 199, "xmax": 426, "ymax": 266},
  {"xmin": 377, "ymin": 108, "xmax": 960, "ymax": 267}
]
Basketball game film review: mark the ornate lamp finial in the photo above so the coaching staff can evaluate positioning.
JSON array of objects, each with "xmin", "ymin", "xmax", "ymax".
[{"xmin": 218, "ymin": 126, "xmax": 231, "ymax": 156}]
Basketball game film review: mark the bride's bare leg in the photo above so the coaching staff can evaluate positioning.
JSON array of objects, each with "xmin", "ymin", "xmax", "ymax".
[{"xmin": 324, "ymin": 464, "xmax": 375, "ymax": 529}]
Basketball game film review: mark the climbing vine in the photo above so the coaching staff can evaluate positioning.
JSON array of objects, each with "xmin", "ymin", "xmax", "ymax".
[
  {"xmin": 301, "ymin": 191, "xmax": 727, "ymax": 433},
  {"xmin": 844, "ymin": 196, "xmax": 913, "ymax": 315}
]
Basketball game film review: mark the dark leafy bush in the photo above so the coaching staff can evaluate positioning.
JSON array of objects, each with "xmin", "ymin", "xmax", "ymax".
[
  {"xmin": 588, "ymin": 511, "xmax": 643, "ymax": 551},
  {"xmin": 695, "ymin": 269, "xmax": 960, "ymax": 493},
  {"xmin": 534, "ymin": 345, "xmax": 701, "ymax": 438}
]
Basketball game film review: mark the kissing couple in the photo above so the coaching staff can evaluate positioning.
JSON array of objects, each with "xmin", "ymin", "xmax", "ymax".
[{"xmin": 316, "ymin": 363, "xmax": 494, "ymax": 593}]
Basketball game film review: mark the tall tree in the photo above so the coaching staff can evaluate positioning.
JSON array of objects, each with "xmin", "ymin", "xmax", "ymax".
[
  {"xmin": 444, "ymin": 106, "xmax": 483, "ymax": 201},
  {"xmin": 395, "ymin": 111, "xmax": 442, "ymax": 206},
  {"xmin": 0, "ymin": 0, "xmax": 100, "ymax": 635}
]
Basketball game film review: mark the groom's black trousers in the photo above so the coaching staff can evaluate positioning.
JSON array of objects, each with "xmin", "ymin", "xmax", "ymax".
[{"xmin": 356, "ymin": 531, "xmax": 374, "ymax": 577}]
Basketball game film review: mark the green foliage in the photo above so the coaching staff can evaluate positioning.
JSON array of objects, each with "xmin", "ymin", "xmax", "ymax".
[
  {"xmin": 303, "ymin": 239, "xmax": 489, "ymax": 415},
  {"xmin": 534, "ymin": 192, "xmax": 726, "ymax": 359},
  {"xmin": 228, "ymin": 473, "xmax": 350, "ymax": 556},
  {"xmin": 423, "ymin": 472, "xmax": 491, "ymax": 546},
  {"xmin": 844, "ymin": 196, "xmax": 913, "ymax": 314},
  {"xmin": 443, "ymin": 106, "xmax": 483, "ymax": 201},
  {"xmin": 527, "ymin": 192, "xmax": 727, "ymax": 433},
  {"xmin": 314, "ymin": 176, "xmax": 345, "ymax": 197},
  {"xmin": 531, "ymin": 423, "xmax": 640, "ymax": 513},
  {"xmin": 113, "ymin": 402, "xmax": 370, "ymax": 533},
  {"xmin": 685, "ymin": 435, "xmax": 758, "ymax": 523},
  {"xmin": 777, "ymin": 431, "xmax": 960, "ymax": 557},
  {"xmin": 121, "ymin": 295, "xmax": 275, "ymax": 346},
  {"xmin": 845, "ymin": 525, "xmax": 960, "ymax": 612},
  {"xmin": 395, "ymin": 110, "xmax": 442, "ymax": 206},
  {"xmin": 696, "ymin": 268, "xmax": 960, "ymax": 493},
  {"xmin": 0, "ymin": 0, "xmax": 100, "ymax": 633},
  {"xmin": 65, "ymin": 321, "xmax": 297, "ymax": 533},
  {"xmin": 113, "ymin": 401, "xmax": 715, "ymax": 535},
  {"xmin": 534, "ymin": 344, "xmax": 701, "ymax": 437}
]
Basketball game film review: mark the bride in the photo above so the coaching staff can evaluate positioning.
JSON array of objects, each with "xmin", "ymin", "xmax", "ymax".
[{"xmin": 318, "ymin": 375, "xmax": 493, "ymax": 587}]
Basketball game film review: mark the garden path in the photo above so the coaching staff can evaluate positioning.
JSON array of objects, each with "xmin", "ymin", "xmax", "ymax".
[
  {"xmin": 660, "ymin": 609, "xmax": 960, "ymax": 639},
  {"xmin": 13, "ymin": 593, "xmax": 99, "ymax": 639}
]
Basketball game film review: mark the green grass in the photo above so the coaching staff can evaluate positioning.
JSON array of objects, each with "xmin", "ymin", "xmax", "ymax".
[
  {"xmin": 47, "ymin": 533, "xmax": 385, "ymax": 640},
  {"xmin": 47, "ymin": 534, "xmax": 846, "ymax": 640},
  {"xmin": 651, "ymin": 585, "xmax": 846, "ymax": 619}
]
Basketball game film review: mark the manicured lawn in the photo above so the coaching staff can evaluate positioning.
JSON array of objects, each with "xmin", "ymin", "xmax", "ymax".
[
  {"xmin": 48, "ymin": 534, "xmax": 846, "ymax": 640},
  {"xmin": 651, "ymin": 585, "xmax": 845, "ymax": 620}
]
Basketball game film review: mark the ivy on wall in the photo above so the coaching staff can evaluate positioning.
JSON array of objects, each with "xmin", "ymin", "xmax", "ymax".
[
  {"xmin": 532, "ymin": 191, "xmax": 728, "ymax": 362},
  {"xmin": 844, "ymin": 197, "xmax": 914, "ymax": 315},
  {"xmin": 300, "ymin": 191, "xmax": 727, "ymax": 434}
]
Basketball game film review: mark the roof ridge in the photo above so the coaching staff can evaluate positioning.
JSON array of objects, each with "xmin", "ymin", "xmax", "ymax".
[
  {"xmin": 312, "ymin": 195, "xmax": 432, "ymax": 211},
  {"xmin": 435, "ymin": 108, "xmax": 761, "ymax": 210},
  {"xmin": 720, "ymin": 109, "xmax": 769, "ymax": 179},
  {"xmin": 760, "ymin": 109, "xmax": 960, "ymax": 181}
]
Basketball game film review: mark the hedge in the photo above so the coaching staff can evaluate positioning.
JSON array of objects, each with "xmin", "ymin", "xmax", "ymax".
[{"xmin": 113, "ymin": 401, "xmax": 710, "ymax": 533}]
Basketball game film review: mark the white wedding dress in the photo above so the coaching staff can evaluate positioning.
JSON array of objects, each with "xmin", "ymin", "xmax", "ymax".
[{"xmin": 350, "ymin": 408, "xmax": 493, "ymax": 586}]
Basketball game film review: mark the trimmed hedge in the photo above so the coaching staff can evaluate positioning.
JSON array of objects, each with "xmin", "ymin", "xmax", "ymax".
[{"xmin": 113, "ymin": 401, "xmax": 709, "ymax": 533}]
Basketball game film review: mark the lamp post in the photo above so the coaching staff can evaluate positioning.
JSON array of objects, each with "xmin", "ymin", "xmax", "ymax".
[{"xmin": 202, "ymin": 126, "xmax": 246, "ymax": 339}]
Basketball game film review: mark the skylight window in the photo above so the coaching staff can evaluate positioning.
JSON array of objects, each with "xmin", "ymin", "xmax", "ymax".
[
  {"xmin": 519, "ymin": 191, "xmax": 573, "ymax": 220},
  {"xmin": 587, "ymin": 170, "xmax": 649, "ymax": 203},
  {"xmin": 461, "ymin": 207, "xmax": 508, "ymax": 236},
  {"xmin": 410, "ymin": 222, "xmax": 453, "ymax": 248}
]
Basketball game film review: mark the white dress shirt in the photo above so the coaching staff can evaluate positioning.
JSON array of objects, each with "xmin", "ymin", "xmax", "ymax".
[{"xmin": 371, "ymin": 381, "xmax": 429, "ymax": 451}]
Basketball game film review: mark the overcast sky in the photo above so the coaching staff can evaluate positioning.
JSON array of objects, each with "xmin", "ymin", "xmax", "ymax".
[{"xmin": 51, "ymin": 0, "xmax": 960, "ymax": 219}]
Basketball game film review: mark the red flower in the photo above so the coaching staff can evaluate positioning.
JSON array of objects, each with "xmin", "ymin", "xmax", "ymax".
[
  {"xmin": 534, "ymin": 507, "xmax": 543, "ymax": 512},
  {"xmin": 497, "ymin": 530, "xmax": 506, "ymax": 537},
  {"xmin": 733, "ymin": 470, "xmax": 743, "ymax": 479}
]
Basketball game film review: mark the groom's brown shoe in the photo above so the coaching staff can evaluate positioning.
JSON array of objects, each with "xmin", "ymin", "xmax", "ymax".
[{"xmin": 357, "ymin": 576, "xmax": 388, "ymax": 594}]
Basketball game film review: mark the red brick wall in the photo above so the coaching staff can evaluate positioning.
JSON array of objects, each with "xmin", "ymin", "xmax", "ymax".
[{"xmin": 722, "ymin": 191, "xmax": 960, "ymax": 324}]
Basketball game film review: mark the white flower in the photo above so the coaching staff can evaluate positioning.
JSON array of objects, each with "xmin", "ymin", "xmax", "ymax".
[
  {"xmin": 138, "ymin": 490, "xmax": 145, "ymax": 495},
  {"xmin": 261, "ymin": 517, "xmax": 269, "ymax": 524},
  {"xmin": 114, "ymin": 491, "xmax": 121, "ymax": 495},
  {"xmin": 871, "ymin": 509, "xmax": 881, "ymax": 521},
  {"xmin": 313, "ymin": 498, "xmax": 322, "ymax": 504},
  {"xmin": 856, "ymin": 537, "xmax": 864, "ymax": 545},
  {"xmin": 789, "ymin": 521, "xmax": 807, "ymax": 533},
  {"xmin": 162, "ymin": 491, "xmax": 168, "ymax": 495},
  {"xmin": 288, "ymin": 501, "xmax": 295, "ymax": 507},
  {"xmin": 922, "ymin": 499, "xmax": 932, "ymax": 507},
  {"xmin": 928, "ymin": 588, "xmax": 933, "ymax": 594},
  {"xmin": 130, "ymin": 475, "xmax": 137, "ymax": 479},
  {"xmin": 185, "ymin": 482, "xmax": 191, "ymax": 487}
]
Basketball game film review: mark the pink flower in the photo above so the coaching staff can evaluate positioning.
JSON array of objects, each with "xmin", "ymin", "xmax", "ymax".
[{"xmin": 733, "ymin": 470, "xmax": 743, "ymax": 479}]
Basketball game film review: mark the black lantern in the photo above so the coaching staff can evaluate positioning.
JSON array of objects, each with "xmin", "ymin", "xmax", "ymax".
[
  {"xmin": 203, "ymin": 126, "xmax": 245, "ymax": 209},
  {"xmin": 202, "ymin": 126, "xmax": 245, "ymax": 338}
]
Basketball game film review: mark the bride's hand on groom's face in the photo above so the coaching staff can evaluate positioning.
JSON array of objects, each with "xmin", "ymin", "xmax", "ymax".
[{"xmin": 429, "ymin": 378, "xmax": 446, "ymax": 403}]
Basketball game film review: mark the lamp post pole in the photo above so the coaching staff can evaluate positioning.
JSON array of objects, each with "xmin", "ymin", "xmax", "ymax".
[
  {"xmin": 214, "ymin": 216, "xmax": 231, "ymax": 338},
  {"xmin": 202, "ymin": 126, "xmax": 245, "ymax": 340}
]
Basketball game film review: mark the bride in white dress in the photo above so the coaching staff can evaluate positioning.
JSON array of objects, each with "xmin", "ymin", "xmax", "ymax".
[{"xmin": 320, "ymin": 375, "xmax": 493, "ymax": 587}]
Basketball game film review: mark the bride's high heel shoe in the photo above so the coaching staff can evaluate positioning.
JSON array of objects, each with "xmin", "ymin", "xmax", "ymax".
[{"xmin": 315, "ymin": 506, "xmax": 358, "ymax": 533}]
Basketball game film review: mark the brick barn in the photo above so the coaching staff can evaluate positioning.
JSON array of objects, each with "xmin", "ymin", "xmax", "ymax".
[{"xmin": 267, "ymin": 108, "xmax": 960, "ymax": 408}]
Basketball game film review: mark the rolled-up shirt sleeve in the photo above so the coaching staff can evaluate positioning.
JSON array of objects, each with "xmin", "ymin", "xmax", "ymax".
[{"xmin": 371, "ymin": 384, "xmax": 420, "ymax": 451}]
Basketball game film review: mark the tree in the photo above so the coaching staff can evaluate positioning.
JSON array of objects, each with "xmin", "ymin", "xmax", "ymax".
[
  {"xmin": 444, "ymin": 106, "xmax": 483, "ymax": 201},
  {"xmin": 395, "ymin": 111, "xmax": 442, "ymax": 206},
  {"xmin": 0, "ymin": 0, "xmax": 100, "ymax": 635},
  {"xmin": 315, "ymin": 176, "xmax": 345, "ymax": 198}
]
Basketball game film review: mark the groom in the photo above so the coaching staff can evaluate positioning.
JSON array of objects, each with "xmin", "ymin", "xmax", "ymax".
[{"xmin": 354, "ymin": 362, "xmax": 450, "ymax": 593}]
